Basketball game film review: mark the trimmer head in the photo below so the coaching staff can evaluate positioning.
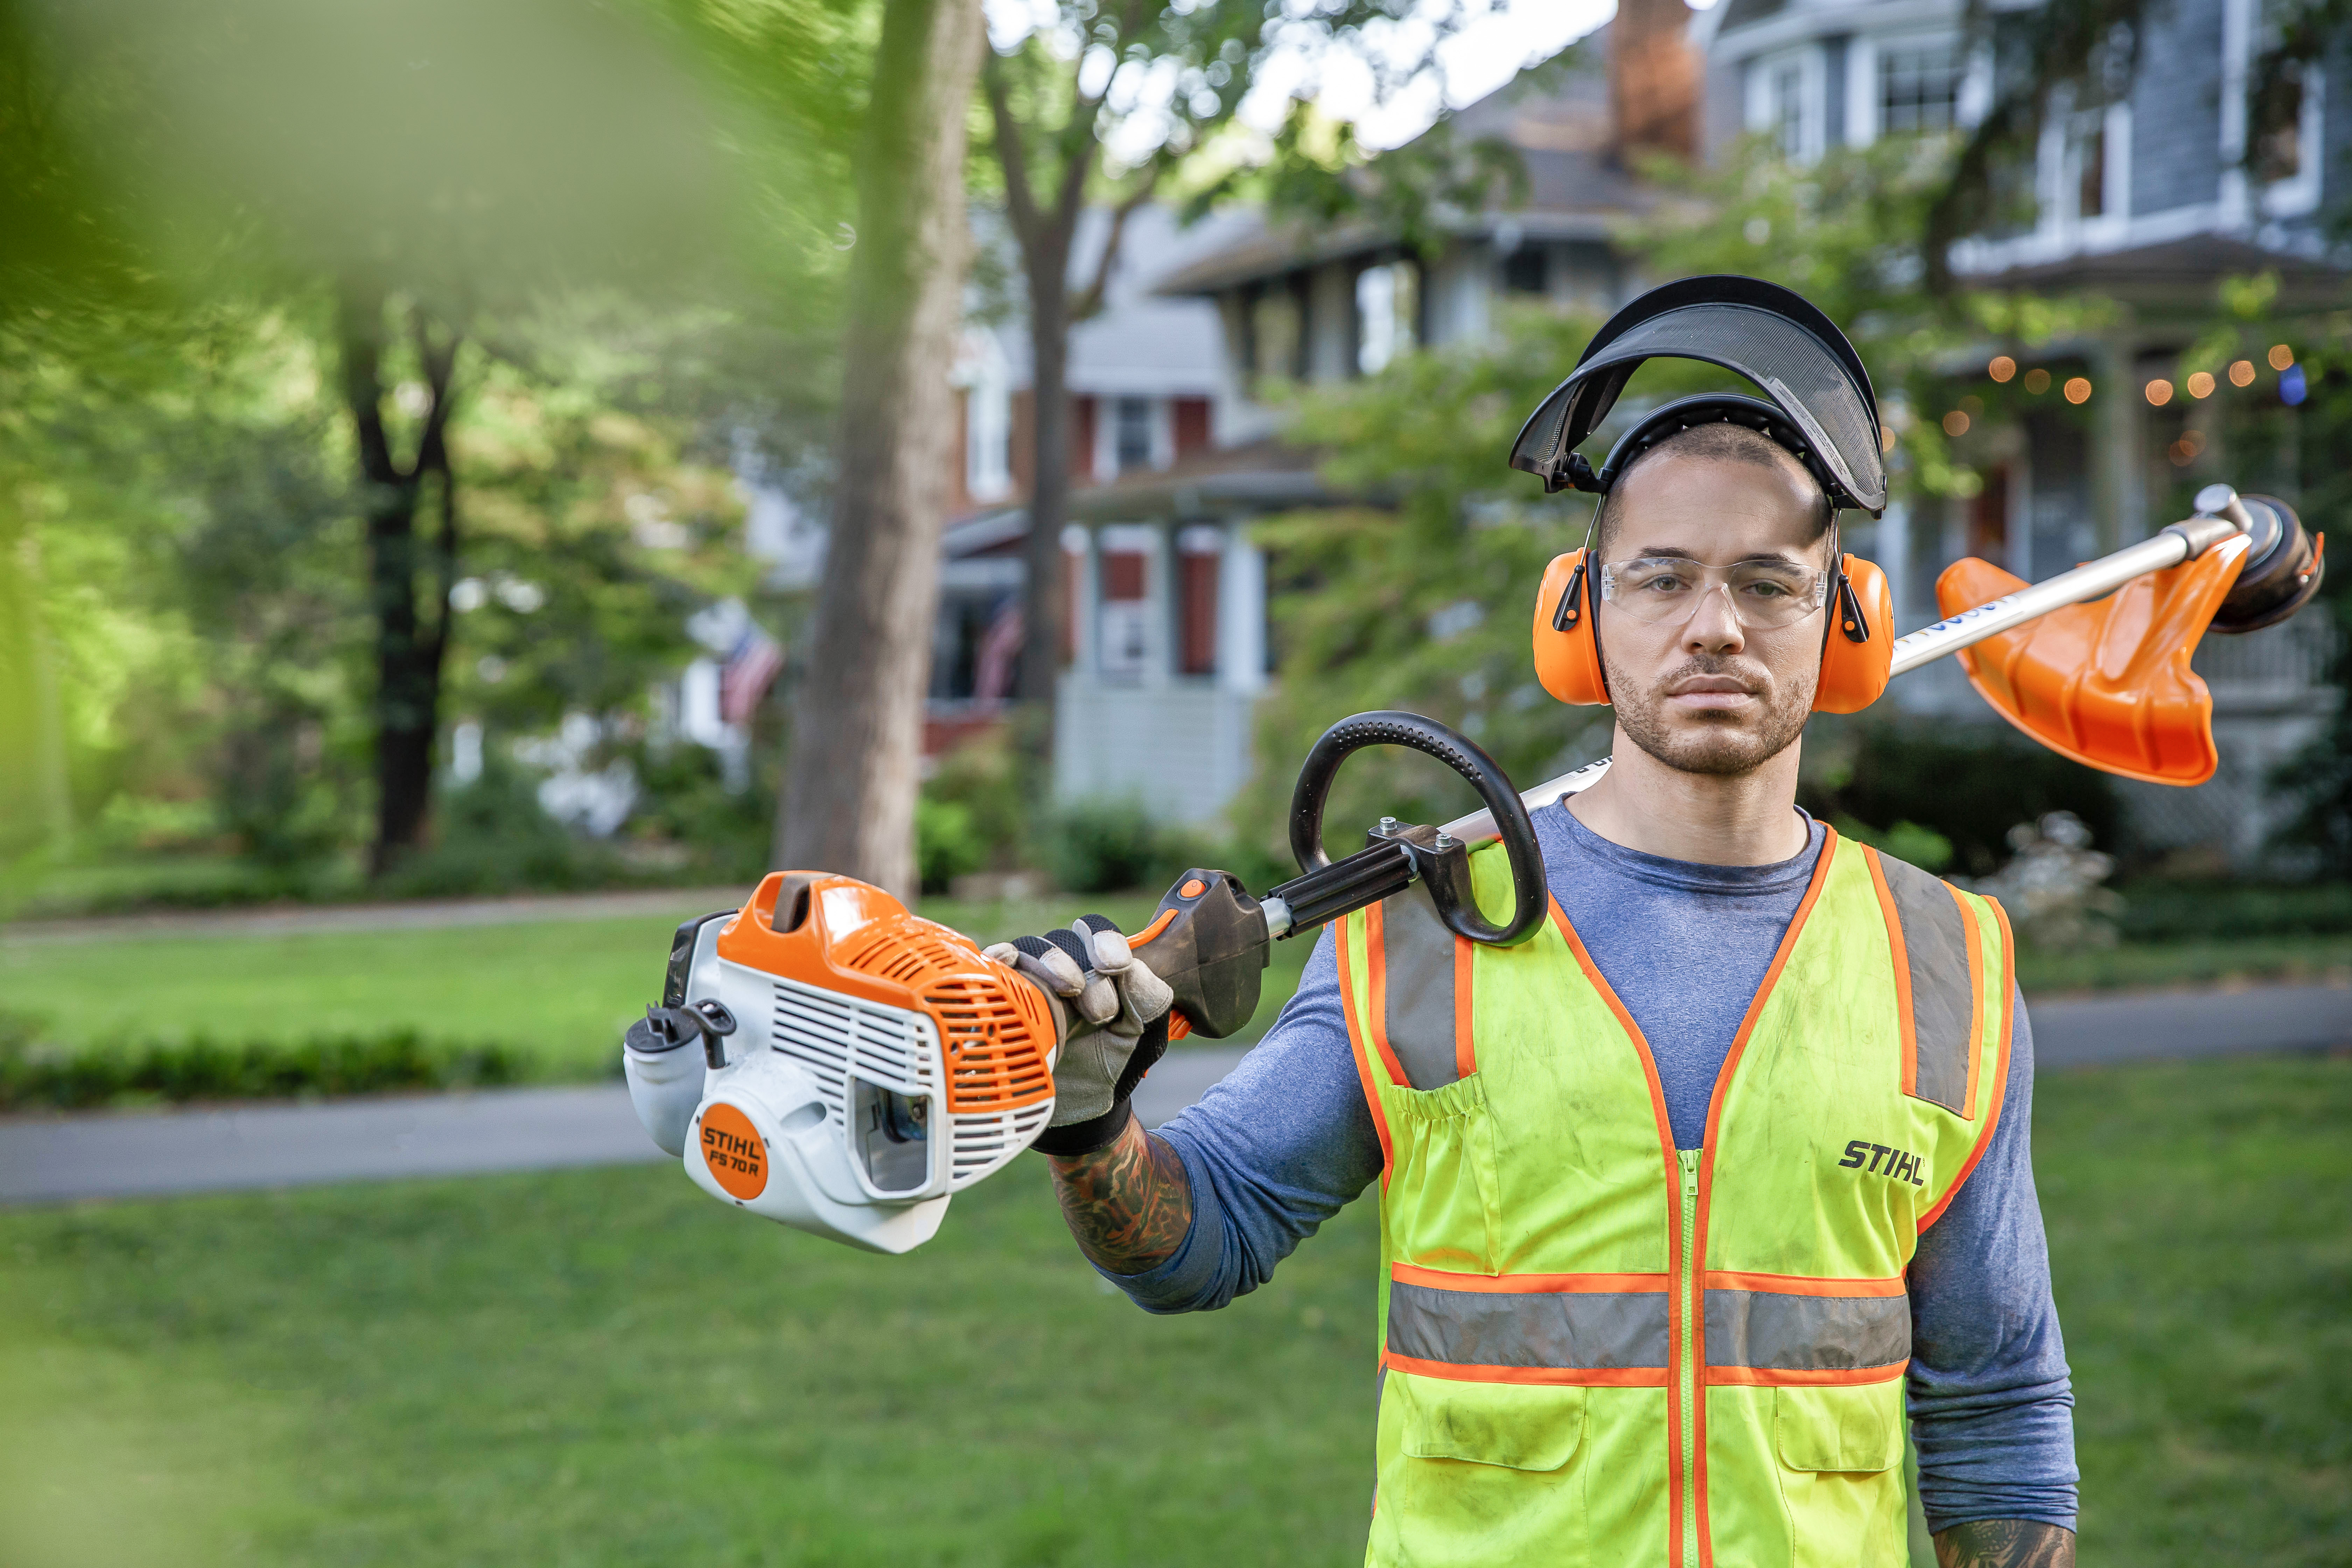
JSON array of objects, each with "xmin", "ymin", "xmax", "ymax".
[{"xmin": 623, "ymin": 873, "xmax": 1058, "ymax": 1254}]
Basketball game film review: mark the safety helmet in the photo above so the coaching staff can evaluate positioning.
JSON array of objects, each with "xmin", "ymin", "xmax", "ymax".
[{"xmin": 1509, "ymin": 276, "xmax": 1896, "ymax": 714}]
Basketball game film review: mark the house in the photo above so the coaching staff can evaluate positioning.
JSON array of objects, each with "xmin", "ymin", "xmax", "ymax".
[
  {"xmin": 1698, "ymin": 0, "xmax": 2345, "ymax": 863},
  {"xmin": 1151, "ymin": 0, "xmax": 1696, "ymax": 382},
  {"xmin": 1008, "ymin": 7, "xmax": 1704, "ymax": 823},
  {"xmin": 927, "ymin": 204, "xmax": 1287, "ymax": 824}
]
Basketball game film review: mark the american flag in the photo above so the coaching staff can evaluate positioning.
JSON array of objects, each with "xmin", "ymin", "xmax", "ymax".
[
  {"xmin": 972, "ymin": 598, "xmax": 1023, "ymax": 709},
  {"xmin": 719, "ymin": 622, "xmax": 785, "ymax": 726}
]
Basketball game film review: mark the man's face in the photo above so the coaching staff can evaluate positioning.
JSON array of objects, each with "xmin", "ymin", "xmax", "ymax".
[{"xmin": 1595, "ymin": 450, "xmax": 1833, "ymax": 777}]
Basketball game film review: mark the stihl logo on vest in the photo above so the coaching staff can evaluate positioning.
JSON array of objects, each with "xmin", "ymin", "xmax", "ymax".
[{"xmin": 1839, "ymin": 1138, "xmax": 1926, "ymax": 1186}]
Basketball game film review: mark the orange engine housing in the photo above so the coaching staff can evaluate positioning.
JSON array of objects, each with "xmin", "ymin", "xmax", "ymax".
[{"xmin": 715, "ymin": 872, "xmax": 1057, "ymax": 1115}]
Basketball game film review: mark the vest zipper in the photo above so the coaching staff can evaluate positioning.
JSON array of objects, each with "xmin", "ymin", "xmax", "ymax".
[{"xmin": 1677, "ymin": 1147, "xmax": 1701, "ymax": 1568}]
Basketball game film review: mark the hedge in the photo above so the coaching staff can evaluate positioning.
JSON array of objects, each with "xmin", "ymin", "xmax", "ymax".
[{"xmin": 0, "ymin": 1012, "xmax": 530, "ymax": 1111}]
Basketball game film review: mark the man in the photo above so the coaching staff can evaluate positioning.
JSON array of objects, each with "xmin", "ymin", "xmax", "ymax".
[{"xmin": 997, "ymin": 385, "xmax": 2076, "ymax": 1567}]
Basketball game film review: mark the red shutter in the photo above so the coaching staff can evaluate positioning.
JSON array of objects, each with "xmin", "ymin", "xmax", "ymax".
[
  {"xmin": 1173, "ymin": 397, "xmax": 1212, "ymax": 458},
  {"xmin": 1102, "ymin": 550, "xmax": 1147, "ymax": 601},
  {"xmin": 1009, "ymin": 390, "xmax": 1035, "ymax": 497},
  {"xmin": 1178, "ymin": 551, "xmax": 1218, "ymax": 675},
  {"xmin": 1071, "ymin": 397, "xmax": 1097, "ymax": 481}
]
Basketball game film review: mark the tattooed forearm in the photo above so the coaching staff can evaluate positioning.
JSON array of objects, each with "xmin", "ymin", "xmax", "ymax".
[
  {"xmin": 1046, "ymin": 1115, "xmax": 1193, "ymax": 1276},
  {"xmin": 1933, "ymin": 1520, "xmax": 2076, "ymax": 1568}
]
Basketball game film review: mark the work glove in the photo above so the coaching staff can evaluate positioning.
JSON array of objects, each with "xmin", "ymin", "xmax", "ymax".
[{"xmin": 986, "ymin": 913, "xmax": 1174, "ymax": 1157}]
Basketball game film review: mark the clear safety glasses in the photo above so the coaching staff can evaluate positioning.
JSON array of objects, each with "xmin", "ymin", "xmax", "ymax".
[{"xmin": 1597, "ymin": 556, "xmax": 1831, "ymax": 630}]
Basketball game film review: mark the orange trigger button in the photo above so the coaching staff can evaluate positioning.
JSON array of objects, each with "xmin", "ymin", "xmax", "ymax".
[{"xmin": 1178, "ymin": 878, "xmax": 1206, "ymax": 898}]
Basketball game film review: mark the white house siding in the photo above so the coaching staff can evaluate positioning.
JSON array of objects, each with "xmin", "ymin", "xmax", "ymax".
[{"xmin": 1052, "ymin": 678, "xmax": 1263, "ymax": 827}]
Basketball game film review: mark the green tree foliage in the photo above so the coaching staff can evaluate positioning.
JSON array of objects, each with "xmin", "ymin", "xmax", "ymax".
[
  {"xmin": 1234, "ymin": 307, "xmax": 1611, "ymax": 858},
  {"xmin": 1635, "ymin": 133, "xmax": 2106, "ymax": 507},
  {"xmin": 0, "ymin": 0, "xmax": 873, "ymax": 901},
  {"xmin": 1239, "ymin": 134, "xmax": 2107, "ymax": 858},
  {"xmin": 979, "ymin": 0, "xmax": 1526, "ymax": 724}
]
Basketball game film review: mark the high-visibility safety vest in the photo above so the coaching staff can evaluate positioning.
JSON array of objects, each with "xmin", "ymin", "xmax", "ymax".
[{"xmin": 1335, "ymin": 828, "xmax": 2014, "ymax": 1568}]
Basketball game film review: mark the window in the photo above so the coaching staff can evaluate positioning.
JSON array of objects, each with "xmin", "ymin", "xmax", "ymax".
[
  {"xmin": 1356, "ymin": 261, "xmax": 1418, "ymax": 374},
  {"xmin": 1878, "ymin": 41, "xmax": 1962, "ymax": 134},
  {"xmin": 2224, "ymin": 0, "xmax": 2323, "ymax": 217},
  {"xmin": 2253, "ymin": 66, "xmax": 2308, "ymax": 183},
  {"xmin": 1250, "ymin": 287, "xmax": 1301, "ymax": 383},
  {"xmin": 2074, "ymin": 119, "xmax": 2107, "ymax": 218},
  {"xmin": 1097, "ymin": 548, "xmax": 1149, "ymax": 681},
  {"xmin": 962, "ymin": 365, "xmax": 1011, "ymax": 503},
  {"xmin": 1115, "ymin": 397, "xmax": 1154, "ymax": 473},
  {"xmin": 1772, "ymin": 59, "xmax": 1808, "ymax": 155},
  {"xmin": 1501, "ymin": 246, "xmax": 1547, "ymax": 295}
]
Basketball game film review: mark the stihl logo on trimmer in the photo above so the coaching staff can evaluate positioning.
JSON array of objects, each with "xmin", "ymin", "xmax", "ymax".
[
  {"xmin": 1839, "ymin": 1139, "xmax": 1925, "ymax": 1186},
  {"xmin": 700, "ymin": 1103, "xmax": 769, "ymax": 1200}
]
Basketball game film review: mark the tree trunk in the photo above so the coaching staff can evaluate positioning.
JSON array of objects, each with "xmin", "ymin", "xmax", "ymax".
[
  {"xmin": 776, "ymin": 0, "xmax": 985, "ymax": 898},
  {"xmin": 1015, "ymin": 244, "xmax": 1074, "ymax": 723},
  {"xmin": 0, "ymin": 508, "xmax": 73, "ymax": 858},
  {"xmin": 338, "ymin": 282, "xmax": 461, "ymax": 879}
]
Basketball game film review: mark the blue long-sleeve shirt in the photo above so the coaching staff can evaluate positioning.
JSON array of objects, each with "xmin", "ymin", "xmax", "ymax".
[{"xmin": 1110, "ymin": 804, "xmax": 2078, "ymax": 1533}]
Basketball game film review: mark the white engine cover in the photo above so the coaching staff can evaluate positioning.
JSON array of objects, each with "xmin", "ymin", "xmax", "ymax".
[{"xmin": 685, "ymin": 1051, "xmax": 950, "ymax": 1255}]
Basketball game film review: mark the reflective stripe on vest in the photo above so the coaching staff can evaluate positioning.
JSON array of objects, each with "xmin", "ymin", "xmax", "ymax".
[
  {"xmin": 1367, "ymin": 893, "xmax": 1471, "ymax": 1091},
  {"xmin": 1386, "ymin": 1265, "xmax": 1909, "ymax": 1386},
  {"xmin": 1343, "ymin": 830, "xmax": 2014, "ymax": 1568},
  {"xmin": 1868, "ymin": 848, "xmax": 1986, "ymax": 1116},
  {"xmin": 1387, "ymin": 1265, "xmax": 1671, "ymax": 1384}
]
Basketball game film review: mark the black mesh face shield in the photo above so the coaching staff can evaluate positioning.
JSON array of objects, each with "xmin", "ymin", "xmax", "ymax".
[{"xmin": 1507, "ymin": 276, "xmax": 1887, "ymax": 517}]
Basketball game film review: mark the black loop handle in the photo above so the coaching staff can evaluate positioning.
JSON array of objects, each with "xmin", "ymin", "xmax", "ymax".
[{"xmin": 1287, "ymin": 711, "xmax": 1547, "ymax": 946}]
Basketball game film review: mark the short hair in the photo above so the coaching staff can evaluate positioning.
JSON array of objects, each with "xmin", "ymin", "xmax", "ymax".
[{"xmin": 1595, "ymin": 421, "xmax": 1832, "ymax": 558}]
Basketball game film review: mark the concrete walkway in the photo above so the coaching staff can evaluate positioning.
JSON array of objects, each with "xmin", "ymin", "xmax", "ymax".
[
  {"xmin": 0, "ymin": 1045, "xmax": 1249, "ymax": 1206},
  {"xmin": 3, "ymin": 981, "xmax": 2342, "ymax": 1206}
]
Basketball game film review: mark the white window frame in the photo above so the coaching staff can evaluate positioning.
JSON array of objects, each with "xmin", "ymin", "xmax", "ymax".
[
  {"xmin": 2054, "ymin": 99, "xmax": 2134, "ymax": 242},
  {"xmin": 2223, "ymin": 0, "xmax": 2326, "ymax": 221},
  {"xmin": 1853, "ymin": 31, "xmax": 1972, "ymax": 146},
  {"xmin": 1746, "ymin": 44, "xmax": 1827, "ymax": 161},
  {"xmin": 960, "ymin": 341, "xmax": 1013, "ymax": 504}
]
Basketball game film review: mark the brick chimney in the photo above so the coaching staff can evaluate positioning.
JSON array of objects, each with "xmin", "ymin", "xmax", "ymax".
[{"xmin": 1609, "ymin": 0, "xmax": 1701, "ymax": 161}]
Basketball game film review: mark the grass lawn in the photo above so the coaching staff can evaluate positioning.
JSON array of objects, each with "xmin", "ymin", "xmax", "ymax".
[
  {"xmin": 2014, "ymin": 932, "xmax": 2352, "ymax": 995},
  {"xmin": 0, "ymin": 891, "xmax": 1321, "ymax": 1079},
  {"xmin": 2, "ymin": 1052, "xmax": 2345, "ymax": 1567}
]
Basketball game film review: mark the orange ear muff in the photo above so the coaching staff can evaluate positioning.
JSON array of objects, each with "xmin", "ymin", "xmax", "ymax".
[
  {"xmin": 1532, "ymin": 548, "xmax": 1610, "ymax": 705},
  {"xmin": 1814, "ymin": 553, "xmax": 1893, "ymax": 713}
]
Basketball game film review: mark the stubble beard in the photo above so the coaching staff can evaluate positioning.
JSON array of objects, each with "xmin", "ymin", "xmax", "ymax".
[{"xmin": 1608, "ymin": 651, "xmax": 1814, "ymax": 778}]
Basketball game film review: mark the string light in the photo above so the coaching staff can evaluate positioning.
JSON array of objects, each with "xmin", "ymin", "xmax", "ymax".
[
  {"xmin": 2063, "ymin": 377, "xmax": 2093, "ymax": 404},
  {"xmin": 2229, "ymin": 359, "xmax": 2256, "ymax": 387},
  {"xmin": 2268, "ymin": 344, "xmax": 2295, "ymax": 371},
  {"xmin": 2145, "ymin": 379, "xmax": 2174, "ymax": 405},
  {"xmin": 1942, "ymin": 410, "xmax": 1972, "ymax": 436},
  {"xmin": 1989, "ymin": 355, "xmax": 2017, "ymax": 383},
  {"xmin": 2186, "ymin": 371, "xmax": 2215, "ymax": 398}
]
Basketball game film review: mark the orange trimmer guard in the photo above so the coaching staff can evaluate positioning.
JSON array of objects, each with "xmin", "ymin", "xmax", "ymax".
[{"xmin": 1934, "ymin": 534, "xmax": 2251, "ymax": 786}]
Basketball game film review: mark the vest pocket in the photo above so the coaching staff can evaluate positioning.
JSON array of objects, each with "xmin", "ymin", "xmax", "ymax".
[
  {"xmin": 1400, "ymin": 1375, "xmax": 1586, "ymax": 1471},
  {"xmin": 1770, "ymin": 1385, "xmax": 1909, "ymax": 1568},
  {"xmin": 1379, "ymin": 1074, "xmax": 1502, "ymax": 1275},
  {"xmin": 1376, "ymin": 1375, "xmax": 1588, "ymax": 1568},
  {"xmin": 1772, "ymin": 1384, "xmax": 1904, "ymax": 1473}
]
